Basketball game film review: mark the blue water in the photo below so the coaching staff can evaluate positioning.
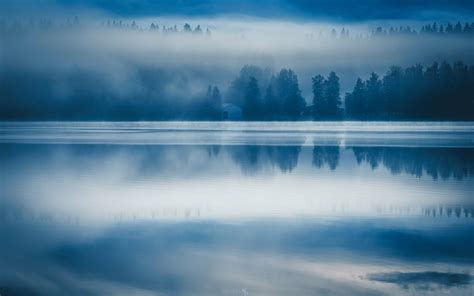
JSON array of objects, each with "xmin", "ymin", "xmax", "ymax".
[{"xmin": 1, "ymin": 122, "xmax": 473, "ymax": 295}]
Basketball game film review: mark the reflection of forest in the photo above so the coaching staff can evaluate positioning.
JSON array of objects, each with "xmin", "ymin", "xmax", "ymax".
[
  {"xmin": 351, "ymin": 147, "xmax": 474, "ymax": 180},
  {"xmin": 228, "ymin": 146, "xmax": 302, "ymax": 174},
  {"xmin": 1, "ymin": 204, "xmax": 472, "ymax": 225},
  {"xmin": 227, "ymin": 145, "xmax": 474, "ymax": 180},
  {"xmin": 1, "ymin": 144, "xmax": 473, "ymax": 179},
  {"xmin": 423, "ymin": 206, "xmax": 474, "ymax": 219},
  {"xmin": 312, "ymin": 146, "xmax": 340, "ymax": 170},
  {"xmin": 2, "ymin": 144, "xmax": 474, "ymax": 224}
]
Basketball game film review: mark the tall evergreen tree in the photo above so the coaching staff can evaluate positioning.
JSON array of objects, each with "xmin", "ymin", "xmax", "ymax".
[
  {"xmin": 227, "ymin": 65, "xmax": 271, "ymax": 107},
  {"xmin": 403, "ymin": 64, "xmax": 424, "ymax": 118},
  {"xmin": 365, "ymin": 73, "xmax": 383, "ymax": 117},
  {"xmin": 264, "ymin": 81, "xmax": 277, "ymax": 120},
  {"xmin": 183, "ymin": 23, "xmax": 192, "ymax": 33},
  {"xmin": 243, "ymin": 77, "xmax": 261, "ymax": 120},
  {"xmin": 345, "ymin": 78, "xmax": 366, "ymax": 119},
  {"xmin": 275, "ymin": 69, "xmax": 305, "ymax": 119},
  {"xmin": 201, "ymin": 85, "xmax": 222, "ymax": 120},
  {"xmin": 422, "ymin": 63, "xmax": 440, "ymax": 118},
  {"xmin": 323, "ymin": 72, "xmax": 342, "ymax": 118},
  {"xmin": 382, "ymin": 66, "xmax": 403, "ymax": 117},
  {"xmin": 312, "ymin": 74, "xmax": 325, "ymax": 119}
]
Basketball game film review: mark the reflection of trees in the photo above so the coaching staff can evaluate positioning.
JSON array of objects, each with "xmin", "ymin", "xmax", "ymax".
[
  {"xmin": 229, "ymin": 146, "xmax": 262, "ymax": 174},
  {"xmin": 266, "ymin": 146, "xmax": 301, "ymax": 173},
  {"xmin": 206, "ymin": 145, "xmax": 221, "ymax": 157},
  {"xmin": 312, "ymin": 146, "xmax": 340, "ymax": 170},
  {"xmin": 423, "ymin": 206, "xmax": 474, "ymax": 219},
  {"xmin": 228, "ymin": 145, "xmax": 302, "ymax": 174},
  {"xmin": 351, "ymin": 147, "xmax": 474, "ymax": 180},
  {"xmin": 2, "ymin": 144, "xmax": 473, "ymax": 180}
]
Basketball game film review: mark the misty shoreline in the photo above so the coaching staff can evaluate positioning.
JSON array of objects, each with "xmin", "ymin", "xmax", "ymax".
[{"xmin": 2, "ymin": 19, "xmax": 473, "ymax": 121}]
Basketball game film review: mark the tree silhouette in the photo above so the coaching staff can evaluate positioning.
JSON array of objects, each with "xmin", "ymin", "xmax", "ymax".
[
  {"xmin": 227, "ymin": 65, "xmax": 272, "ymax": 107},
  {"xmin": 264, "ymin": 82, "xmax": 277, "ymax": 120},
  {"xmin": 194, "ymin": 25, "xmax": 203, "ymax": 34},
  {"xmin": 312, "ymin": 74, "xmax": 325, "ymax": 119},
  {"xmin": 275, "ymin": 69, "xmax": 305, "ymax": 120},
  {"xmin": 243, "ymin": 77, "xmax": 262, "ymax": 120},
  {"xmin": 183, "ymin": 23, "xmax": 192, "ymax": 33},
  {"xmin": 196, "ymin": 85, "xmax": 222, "ymax": 120},
  {"xmin": 312, "ymin": 72, "xmax": 342, "ymax": 119},
  {"xmin": 345, "ymin": 78, "xmax": 366, "ymax": 119},
  {"xmin": 324, "ymin": 72, "xmax": 342, "ymax": 119},
  {"xmin": 365, "ymin": 73, "xmax": 383, "ymax": 117},
  {"xmin": 344, "ymin": 61, "xmax": 473, "ymax": 120},
  {"xmin": 382, "ymin": 66, "xmax": 403, "ymax": 118}
]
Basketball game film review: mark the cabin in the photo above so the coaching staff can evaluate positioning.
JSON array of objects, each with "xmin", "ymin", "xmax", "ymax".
[{"xmin": 221, "ymin": 103, "xmax": 242, "ymax": 120}]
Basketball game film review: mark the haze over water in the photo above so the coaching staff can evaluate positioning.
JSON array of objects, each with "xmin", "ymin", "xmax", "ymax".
[{"xmin": 1, "ymin": 122, "xmax": 473, "ymax": 295}]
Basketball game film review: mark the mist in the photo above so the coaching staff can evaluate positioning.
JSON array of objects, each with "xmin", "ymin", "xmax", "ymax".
[
  {"xmin": 2, "ymin": 2, "xmax": 474, "ymax": 295},
  {"xmin": 1, "ymin": 15, "xmax": 473, "ymax": 119}
]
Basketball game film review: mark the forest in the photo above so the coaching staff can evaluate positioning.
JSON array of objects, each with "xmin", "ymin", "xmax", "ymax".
[
  {"xmin": 227, "ymin": 61, "xmax": 474, "ymax": 120},
  {"xmin": 1, "ymin": 19, "xmax": 473, "ymax": 121},
  {"xmin": 344, "ymin": 62, "xmax": 474, "ymax": 120},
  {"xmin": 2, "ymin": 19, "xmax": 474, "ymax": 39},
  {"xmin": 1, "ymin": 61, "xmax": 472, "ymax": 120}
]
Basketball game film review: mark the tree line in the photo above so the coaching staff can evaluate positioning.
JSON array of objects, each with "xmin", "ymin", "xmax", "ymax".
[
  {"xmin": 305, "ymin": 21, "xmax": 474, "ymax": 40},
  {"xmin": 229, "ymin": 61, "xmax": 473, "ymax": 121},
  {"xmin": 371, "ymin": 21, "xmax": 474, "ymax": 37},
  {"xmin": 1, "ymin": 62, "xmax": 472, "ymax": 121},
  {"xmin": 233, "ymin": 67, "xmax": 306, "ymax": 120},
  {"xmin": 345, "ymin": 62, "xmax": 474, "ymax": 120},
  {"xmin": 3, "ymin": 18, "xmax": 473, "ymax": 39},
  {"xmin": 4, "ymin": 143, "xmax": 471, "ymax": 181},
  {"xmin": 0, "ymin": 18, "xmax": 213, "ymax": 35},
  {"xmin": 130, "ymin": 60, "xmax": 474, "ymax": 121},
  {"xmin": 229, "ymin": 145, "xmax": 474, "ymax": 180}
]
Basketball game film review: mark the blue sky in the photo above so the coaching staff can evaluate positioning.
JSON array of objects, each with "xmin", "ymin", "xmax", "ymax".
[{"xmin": 3, "ymin": 0, "xmax": 474, "ymax": 21}]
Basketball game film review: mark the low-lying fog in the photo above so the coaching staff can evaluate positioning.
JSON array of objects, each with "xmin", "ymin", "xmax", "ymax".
[{"xmin": 2, "ymin": 17, "xmax": 473, "ymax": 101}]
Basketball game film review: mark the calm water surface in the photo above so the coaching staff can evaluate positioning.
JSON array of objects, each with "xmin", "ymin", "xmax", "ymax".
[{"xmin": 1, "ymin": 122, "xmax": 473, "ymax": 295}]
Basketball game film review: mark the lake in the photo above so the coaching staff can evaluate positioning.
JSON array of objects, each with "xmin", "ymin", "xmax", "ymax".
[{"xmin": 1, "ymin": 122, "xmax": 473, "ymax": 295}]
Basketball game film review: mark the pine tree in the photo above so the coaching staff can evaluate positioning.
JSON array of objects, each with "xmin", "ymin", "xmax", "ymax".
[
  {"xmin": 243, "ymin": 77, "xmax": 261, "ymax": 120},
  {"xmin": 365, "ymin": 73, "xmax": 383, "ymax": 118},
  {"xmin": 264, "ymin": 82, "xmax": 277, "ymax": 120},
  {"xmin": 275, "ymin": 69, "xmax": 305, "ymax": 119},
  {"xmin": 312, "ymin": 74, "xmax": 325, "ymax": 119},
  {"xmin": 183, "ymin": 23, "xmax": 192, "ymax": 33},
  {"xmin": 324, "ymin": 72, "xmax": 342, "ymax": 118},
  {"xmin": 345, "ymin": 78, "xmax": 366, "ymax": 119}
]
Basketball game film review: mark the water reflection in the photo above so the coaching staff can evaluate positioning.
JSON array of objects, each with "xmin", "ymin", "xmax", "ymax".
[
  {"xmin": 1, "ymin": 218, "xmax": 473, "ymax": 296},
  {"xmin": 229, "ymin": 145, "xmax": 302, "ymax": 173},
  {"xmin": 312, "ymin": 146, "xmax": 340, "ymax": 170},
  {"xmin": 1, "ymin": 143, "xmax": 473, "ymax": 221},
  {"xmin": 368, "ymin": 272, "xmax": 472, "ymax": 290},
  {"xmin": 1, "ymin": 141, "xmax": 473, "ymax": 295},
  {"xmin": 2, "ymin": 143, "xmax": 474, "ymax": 178},
  {"xmin": 352, "ymin": 147, "xmax": 474, "ymax": 180}
]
